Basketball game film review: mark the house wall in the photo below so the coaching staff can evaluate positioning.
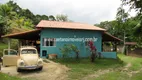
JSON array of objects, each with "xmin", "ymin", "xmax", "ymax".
[
  {"xmin": 40, "ymin": 28, "xmax": 102, "ymax": 58},
  {"xmin": 101, "ymin": 52, "xmax": 117, "ymax": 59}
]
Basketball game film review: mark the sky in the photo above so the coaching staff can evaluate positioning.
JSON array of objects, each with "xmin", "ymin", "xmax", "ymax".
[{"xmin": 0, "ymin": 0, "xmax": 137, "ymax": 24}]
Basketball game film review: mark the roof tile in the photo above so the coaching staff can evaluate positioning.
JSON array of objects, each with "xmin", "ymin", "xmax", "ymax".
[{"xmin": 36, "ymin": 20, "xmax": 106, "ymax": 31}]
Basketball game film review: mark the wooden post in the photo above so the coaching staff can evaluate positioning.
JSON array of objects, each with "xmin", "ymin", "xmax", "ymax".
[
  {"xmin": 8, "ymin": 38, "xmax": 11, "ymax": 55},
  {"xmin": 18, "ymin": 39, "xmax": 22, "ymax": 48},
  {"xmin": 114, "ymin": 42, "xmax": 117, "ymax": 52}
]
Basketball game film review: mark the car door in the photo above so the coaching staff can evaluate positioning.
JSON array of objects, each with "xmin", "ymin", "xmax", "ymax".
[{"xmin": 2, "ymin": 49, "xmax": 19, "ymax": 66}]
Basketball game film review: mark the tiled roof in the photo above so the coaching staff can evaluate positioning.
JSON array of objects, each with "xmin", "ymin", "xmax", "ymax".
[
  {"xmin": 125, "ymin": 42, "xmax": 137, "ymax": 45},
  {"xmin": 36, "ymin": 20, "xmax": 106, "ymax": 31},
  {"xmin": 2, "ymin": 29, "xmax": 122, "ymax": 42}
]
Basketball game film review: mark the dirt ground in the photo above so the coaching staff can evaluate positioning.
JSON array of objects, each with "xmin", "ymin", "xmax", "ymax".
[{"xmin": 0, "ymin": 59, "xmax": 69, "ymax": 80}]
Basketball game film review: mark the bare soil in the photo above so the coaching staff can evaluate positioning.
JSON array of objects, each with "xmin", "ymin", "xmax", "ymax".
[{"xmin": 0, "ymin": 59, "xmax": 69, "ymax": 80}]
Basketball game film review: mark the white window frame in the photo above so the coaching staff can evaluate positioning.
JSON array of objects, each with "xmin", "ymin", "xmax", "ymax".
[{"xmin": 43, "ymin": 38, "xmax": 56, "ymax": 47}]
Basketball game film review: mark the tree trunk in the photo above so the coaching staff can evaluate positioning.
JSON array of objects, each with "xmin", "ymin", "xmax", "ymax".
[
  {"xmin": 76, "ymin": 52, "xmax": 79, "ymax": 59},
  {"xmin": 91, "ymin": 51, "xmax": 96, "ymax": 62}
]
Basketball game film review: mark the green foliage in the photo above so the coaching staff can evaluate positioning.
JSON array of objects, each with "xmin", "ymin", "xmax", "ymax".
[
  {"xmin": 121, "ymin": 0, "xmax": 142, "ymax": 47},
  {"xmin": 56, "ymin": 14, "xmax": 68, "ymax": 22},
  {"xmin": 60, "ymin": 44, "xmax": 72, "ymax": 58},
  {"xmin": 0, "ymin": 15, "xmax": 9, "ymax": 36},
  {"xmin": 95, "ymin": 7, "xmax": 142, "ymax": 46},
  {"xmin": 0, "ymin": 4, "xmax": 12, "ymax": 17},
  {"xmin": 122, "ymin": 0, "xmax": 142, "ymax": 12},
  {"xmin": 60, "ymin": 44, "xmax": 80, "ymax": 58},
  {"xmin": 70, "ymin": 44, "xmax": 79, "ymax": 53},
  {"xmin": 0, "ymin": 42, "xmax": 7, "ymax": 57},
  {"xmin": 49, "ymin": 15, "xmax": 56, "ymax": 21}
]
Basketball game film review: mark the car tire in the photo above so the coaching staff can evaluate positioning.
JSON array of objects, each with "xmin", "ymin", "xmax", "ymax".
[
  {"xmin": 2, "ymin": 64, "xmax": 6, "ymax": 67},
  {"xmin": 17, "ymin": 68, "xmax": 21, "ymax": 72},
  {"xmin": 38, "ymin": 67, "xmax": 43, "ymax": 71}
]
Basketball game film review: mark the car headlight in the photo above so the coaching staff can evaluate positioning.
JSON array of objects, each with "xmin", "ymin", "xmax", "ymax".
[
  {"xmin": 19, "ymin": 62, "xmax": 24, "ymax": 66},
  {"xmin": 38, "ymin": 61, "xmax": 42, "ymax": 65}
]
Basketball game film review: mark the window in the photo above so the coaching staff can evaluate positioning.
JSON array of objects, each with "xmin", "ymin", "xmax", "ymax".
[
  {"xmin": 21, "ymin": 49, "xmax": 36, "ymax": 54},
  {"xmin": 43, "ymin": 38, "xmax": 56, "ymax": 47}
]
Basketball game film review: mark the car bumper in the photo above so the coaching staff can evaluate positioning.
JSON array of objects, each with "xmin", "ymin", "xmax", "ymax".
[{"xmin": 18, "ymin": 65, "xmax": 42, "ymax": 70}]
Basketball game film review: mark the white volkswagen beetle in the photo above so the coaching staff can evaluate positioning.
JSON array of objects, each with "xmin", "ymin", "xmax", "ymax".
[{"xmin": 17, "ymin": 46, "xmax": 43, "ymax": 72}]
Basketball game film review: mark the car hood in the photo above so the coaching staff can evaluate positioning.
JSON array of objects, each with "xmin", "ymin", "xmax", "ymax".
[{"xmin": 20, "ymin": 54, "xmax": 39, "ymax": 66}]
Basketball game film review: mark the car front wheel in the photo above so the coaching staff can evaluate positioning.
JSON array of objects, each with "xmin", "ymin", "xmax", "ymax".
[
  {"xmin": 17, "ymin": 68, "xmax": 22, "ymax": 72},
  {"xmin": 38, "ymin": 66, "xmax": 43, "ymax": 71}
]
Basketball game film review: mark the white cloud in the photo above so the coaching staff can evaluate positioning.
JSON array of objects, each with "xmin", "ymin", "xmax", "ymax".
[{"xmin": 0, "ymin": 0, "xmax": 137, "ymax": 24}]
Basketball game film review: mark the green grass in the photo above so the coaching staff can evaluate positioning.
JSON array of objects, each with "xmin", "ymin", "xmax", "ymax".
[
  {"xmin": 53, "ymin": 54, "xmax": 142, "ymax": 80},
  {"xmin": 118, "ymin": 54, "xmax": 142, "ymax": 71},
  {"xmin": 54, "ymin": 58, "xmax": 124, "ymax": 80},
  {"xmin": 0, "ymin": 72, "xmax": 32, "ymax": 80},
  {"xmin": 131, "ymin": 71, "xmax": 142, "ymax": 80},
  {"xmin": 92, "ymin": 72, "xmax": 130, "ymax": 80}
]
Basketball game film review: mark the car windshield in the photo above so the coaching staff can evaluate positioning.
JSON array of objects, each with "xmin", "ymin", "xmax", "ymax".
[{"xmin": 21, "ymin": 49, "xmax": 36, "ymax": 54}]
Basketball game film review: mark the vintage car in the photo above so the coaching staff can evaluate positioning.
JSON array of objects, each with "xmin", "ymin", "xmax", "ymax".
[{"xmin": 2, "ymin": 46, "xmax": 43, "ymax": 72}]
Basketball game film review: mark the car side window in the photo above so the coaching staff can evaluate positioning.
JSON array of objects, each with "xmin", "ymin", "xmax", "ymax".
[{"xmin": 4, "ymin": 50, "xmax": 17, "ymax": 55}]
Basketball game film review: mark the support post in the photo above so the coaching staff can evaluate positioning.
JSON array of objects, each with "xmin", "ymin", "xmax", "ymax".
[
  {"xmin": 123, "ymin": 31, "xmax": 126, "ymax": 54},
  {"xmin": 8, "ymin": 38, "xmax": 11, "ymax": 55},
  {"xmin": 18, "ymin": 39, "xmax": 22, "ymax": 48},
  {"xmin": 114, "ymin": 42, "xmax": 117, "ymax": 52}
]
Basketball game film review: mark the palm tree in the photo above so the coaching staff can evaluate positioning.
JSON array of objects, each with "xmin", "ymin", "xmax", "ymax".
[{"xmin": 0, "ymin": 4, "xmax": 12, "ymax": 18}]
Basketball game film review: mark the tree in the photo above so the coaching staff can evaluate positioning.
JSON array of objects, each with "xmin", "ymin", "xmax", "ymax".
[
  {"xmin": 0, "ymin": 15, "xmax": 8, "ymax": 37},
  {"xmin": 70, "ymin": 44, "xmax": 80, "ymax": 59},
  {"xmin": 49, "ymin": 15, "xmax": 56, "ymax": 21},
  {"xmin": 60, "ymin": 44, "xmax": 72, "ymax": 58},
  {"xmin": 0, "ymin": 4, "xmax": 12, "ymax": 18},
  {"xmin": 122, "ymin": 0, "xmax": 142, "ymax": 12},
  {"xmin": 7, "ymin": 0, "xmax": 22, "ymax": 14},
  {"xmin": 122, "ymin": 0, "xmax": 142, "ymax": 46},
  {"xmin": 56, "ymin": 14, "xmax": 68, "ymax": 22}
]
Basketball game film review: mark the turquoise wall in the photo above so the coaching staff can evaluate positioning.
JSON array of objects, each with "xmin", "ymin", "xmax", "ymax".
[
  {"xmin": 101, "ymin": 52, "xmax": 117, "ymax": 59},
  {"xmin": 40, "ymin": 28, "xmax": 102, "ymax": 58}
]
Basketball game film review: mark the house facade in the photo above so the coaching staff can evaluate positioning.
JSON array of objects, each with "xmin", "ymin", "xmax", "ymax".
[
  {"xmin": 2, "ymin": 20, "xmax": 121, "ymax": 59},
  {"xmin": 37, "ymin": 20, "xmax": 119, "ymax": 58}
]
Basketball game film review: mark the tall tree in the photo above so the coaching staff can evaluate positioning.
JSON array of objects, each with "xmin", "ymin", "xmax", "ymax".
[
  {"xmin": 56, "ymin": 14, "xmax": 68, "ymax": 22},
  {"xmin": 49, "ymin": 15, "xmax": 56, "ymax": 21},
  {"xmin": 122, "ymin": 0, "xmax": 142, "ymax": 46},
  {"xmin": 0, "ymin": 15, "xmax": 8, "ymax": 37},
  {"xmin": 0, "ymin": 4, "xmax": 12, "ymax": 17},
  {"xmin": 7, "ymin": 0, "xmax": 22, "ymax": 14},
  {"xmin": 122, "ymin": 0, "xmax": 142, "ymax": 13}
]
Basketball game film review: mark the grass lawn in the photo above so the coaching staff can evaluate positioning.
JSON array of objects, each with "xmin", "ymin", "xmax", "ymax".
[
  {"xmin": 54, "ymin": 57, "xmax": 124, "ymax": 80},
  {"xmin": 118, "ymin": 54, "xmax": 142, "ymax": 71},
  {"xmin": 0, "ymin": 72, "xmax": 32, "ymax": 80},
  {"xmin": 53, "ymin": 53, "xmax": 142, "ymax": 80}
]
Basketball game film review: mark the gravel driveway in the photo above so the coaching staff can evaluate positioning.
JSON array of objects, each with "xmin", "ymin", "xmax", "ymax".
[{"xmin": 0, "ymin": 59, "xmax": 69, "ymax": 80}]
